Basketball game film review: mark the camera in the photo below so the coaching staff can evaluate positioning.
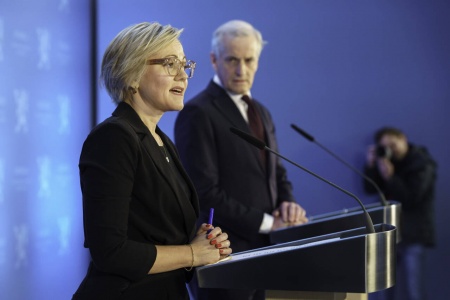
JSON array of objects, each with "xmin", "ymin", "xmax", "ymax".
[{"xmin": 375, "ymin": 145, "xmax": 392, "ymax": 159}]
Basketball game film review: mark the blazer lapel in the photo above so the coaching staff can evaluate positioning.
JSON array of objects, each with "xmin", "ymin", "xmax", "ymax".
[
  {"xmin": 253, "ymin": 100, "xmax": 277, "ymax": 206},
  {"xmin": 207, "ymin": 81, "xmax": 266, "ymax": 173},
  {"xmin": 113, "ymin": 102, "xmax": 198, "ymax": 240},
  {"xmin": 113, "ymin": 103, "xmax": 171, "ymax": 181},
  {"xmin": 140, "ymin": 128, "xmax": 198, "ymax": 240},
  {"xmin": 207, "ymin": 81, "xmax": 249, "ymax": 131},
  {"xmin": 158, "ymin": 129, "xmax": 199, "ymax": 238}
]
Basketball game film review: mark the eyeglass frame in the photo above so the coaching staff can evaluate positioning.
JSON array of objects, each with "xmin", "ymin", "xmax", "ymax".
[{"xmin": 146, "ymin": 57, "xmax": 196, "ymax": 79}]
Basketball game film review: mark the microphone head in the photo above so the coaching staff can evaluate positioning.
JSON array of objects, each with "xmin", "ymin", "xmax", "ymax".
[
  {"xmin": 230, "ymin": 127, "xmax": 266, "ymax": 149},
  {"xmin": 291, "ymin": 124, "xmax": 315, "ymax": 142}
]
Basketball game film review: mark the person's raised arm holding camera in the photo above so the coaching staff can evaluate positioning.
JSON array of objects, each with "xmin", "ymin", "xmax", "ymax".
[{"xmin": 363, "ymin": 126, "xmax": 437, "ymax": 300}]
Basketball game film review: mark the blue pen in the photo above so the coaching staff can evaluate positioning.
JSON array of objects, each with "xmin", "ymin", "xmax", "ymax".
[{"xmin": 207, "ymin": 208, "xmax": 214, "ymax": 234}]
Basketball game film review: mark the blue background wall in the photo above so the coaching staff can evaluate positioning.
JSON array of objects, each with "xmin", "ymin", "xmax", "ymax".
[
  {"xmin": 1, "ymin": 0, "xmax": 449, "ymax": 299},
  {"xmin": 0, "ymin": 0, "xmax": 92, "ymax": 299}
]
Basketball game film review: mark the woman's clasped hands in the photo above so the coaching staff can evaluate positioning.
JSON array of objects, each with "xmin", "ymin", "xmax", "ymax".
[{"xmin": 190, "ymin": 223, "xmax": 232, "ymax": 267}]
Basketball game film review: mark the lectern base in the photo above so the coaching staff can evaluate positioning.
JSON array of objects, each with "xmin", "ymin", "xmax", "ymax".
[{"xmin": 266, "ymin": 290, "xmax": 368, "ymax": 300}]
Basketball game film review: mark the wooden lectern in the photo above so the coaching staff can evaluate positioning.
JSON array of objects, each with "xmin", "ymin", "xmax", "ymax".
[{"xmin": 196, "ymin": 224, "xmax": 396, "ymax": 300}]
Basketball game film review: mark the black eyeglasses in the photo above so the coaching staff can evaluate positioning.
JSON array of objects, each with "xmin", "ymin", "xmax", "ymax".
[{"xmin": 146, "ymin": 57, "xmax": 196, "ymax": 78}]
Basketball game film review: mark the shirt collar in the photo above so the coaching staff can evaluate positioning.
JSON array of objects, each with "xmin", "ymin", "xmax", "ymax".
[{"xmin": 213, "ymin": 74, "xmax": 252, "ymax": 103}]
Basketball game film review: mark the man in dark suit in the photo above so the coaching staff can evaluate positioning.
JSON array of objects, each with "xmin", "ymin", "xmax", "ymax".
[{"xmin": 174, "ymin": 20, "xmax": 308, "ymax": 300}]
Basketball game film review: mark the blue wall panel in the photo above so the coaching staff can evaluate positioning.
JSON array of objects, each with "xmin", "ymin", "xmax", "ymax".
[{"xmin": 0, "ymin": 0, "xmax": 91, "ymax": 298}]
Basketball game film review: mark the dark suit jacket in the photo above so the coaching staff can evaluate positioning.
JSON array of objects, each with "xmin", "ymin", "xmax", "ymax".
[
  {"xmin": 73, "ymin": 102, "xmax": 199, "ymax": 300},
  {"xmin": 175, "ymin": 81, "xmax": 295, "ymax": 253}
]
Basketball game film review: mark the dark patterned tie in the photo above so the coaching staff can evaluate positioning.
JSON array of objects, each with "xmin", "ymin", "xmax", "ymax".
[{"xmin": 242, "ymin": 95, "xmax": 266, "ymax": 168}]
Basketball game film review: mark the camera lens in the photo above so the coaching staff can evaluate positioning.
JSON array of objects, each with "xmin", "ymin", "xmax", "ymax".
[{"xmin": 375, "ymin": 145, "xmax": 391, "ymax": 158}]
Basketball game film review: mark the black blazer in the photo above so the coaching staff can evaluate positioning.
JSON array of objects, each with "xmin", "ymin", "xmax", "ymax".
[
  {"xmin": 175, "ymin": 81, "xmax": 294, "ymax": 253},
  {"xmin": 73, "ymin": 102, "xmax": 199, "ymax": 300}
]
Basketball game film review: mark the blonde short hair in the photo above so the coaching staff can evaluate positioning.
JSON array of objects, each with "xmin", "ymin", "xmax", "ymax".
[{"xmin": 100, "ymin": 22, "xmax": 183, "ymax": 104}]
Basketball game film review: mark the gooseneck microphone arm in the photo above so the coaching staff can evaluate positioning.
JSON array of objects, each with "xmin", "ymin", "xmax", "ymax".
[
  {"xmin": 230, "ymin": 127, "xmax": 375, "ymax": 234},
  {"xmin": 290, "ymin": 124, "xmax": 388, "ymax": 207}
]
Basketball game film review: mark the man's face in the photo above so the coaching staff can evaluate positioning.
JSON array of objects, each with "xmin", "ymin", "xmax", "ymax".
[
  {"xmin": 210, "ymin": 35, "xmax": 260, "ymax": 95},
  {"xmin": 379, "ymin": 134, "xmax": 409, "ymax": 160}
]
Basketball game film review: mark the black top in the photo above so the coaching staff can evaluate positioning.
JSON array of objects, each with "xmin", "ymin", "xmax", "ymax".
[{"xmin": 73, "ymin": 102, "xmax": 199, "ymax": 300}]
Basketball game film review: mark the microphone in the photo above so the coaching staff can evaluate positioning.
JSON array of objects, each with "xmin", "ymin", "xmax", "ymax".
[
  {"xmin": 290, "ymin": 124, "xmax": 388, "ymax": 206},
  {"xmin": 230, "ymin": 127, "xmax": 375, "ymax": 234}
]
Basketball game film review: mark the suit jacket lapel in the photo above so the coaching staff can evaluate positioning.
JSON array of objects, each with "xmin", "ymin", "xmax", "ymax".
[
  {"xmin": 253, "ymin": 100, "xmax": 277, "ymax": 205},
  {"xmin": 207, "ymin": 81, "xmax": 266, "ymax": 173},
  {"xmin": 158, "ymin": 128, "xmax": 199, "ymax": 238},
  {"xmin": 113, "ymin": 102, "xmax": 198, "ymax": 240},
  {"xmin": 140, "ymin": 133, "xmax": 198, "ymax": 239},
  {"xmin": 207, "ymin": 81, "xmax": 249, "ymax": 131},
  {"xmin": 113, "ymin": 103, "xmax": 170, "ymax": 180}
]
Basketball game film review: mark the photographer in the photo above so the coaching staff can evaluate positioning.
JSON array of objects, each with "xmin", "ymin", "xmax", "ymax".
[{"xmin": 364, "ymin": 127, "xmax": 437, "ymax": 300}]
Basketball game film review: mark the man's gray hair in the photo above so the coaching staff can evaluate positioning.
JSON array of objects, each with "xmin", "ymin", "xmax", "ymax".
[{"xmin": 211, "ymin": 20, "xmax": 266, "ymax": 57}]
